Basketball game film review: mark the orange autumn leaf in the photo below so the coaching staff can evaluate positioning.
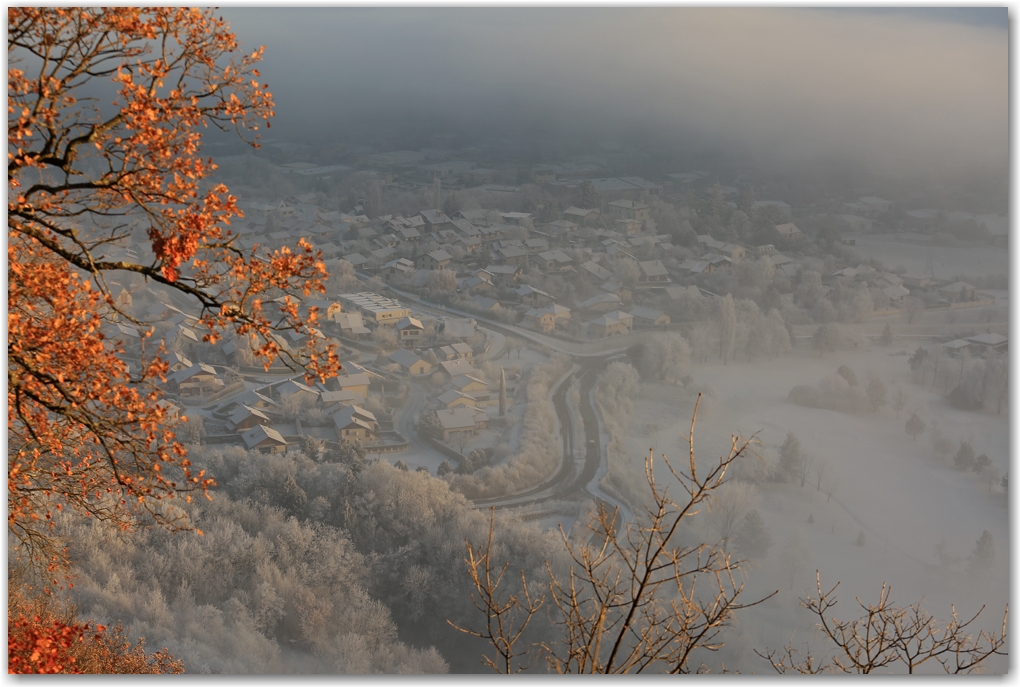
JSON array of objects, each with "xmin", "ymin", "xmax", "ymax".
[{"xmin": 8, "ymin": 7, "xmax": 338, "ymax": 565}]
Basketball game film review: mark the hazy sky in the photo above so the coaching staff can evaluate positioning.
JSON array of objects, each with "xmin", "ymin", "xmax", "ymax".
[{"xmin": 220, "ymin": 8, "xmax": 1007, "ymax": 174}]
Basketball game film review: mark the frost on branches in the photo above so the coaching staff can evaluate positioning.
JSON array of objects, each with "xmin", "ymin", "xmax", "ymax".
[{"xmin": 8, "ymin": 8, "xmax": 340, "ymax": 562}]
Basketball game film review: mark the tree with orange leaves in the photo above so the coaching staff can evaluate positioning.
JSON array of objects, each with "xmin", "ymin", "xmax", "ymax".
[
  {"xmin": 8, "ymin": 580, "xmax": 184, "ymax": 673},
  {"xmin": 8, "ymin": 8, "xmax": 340, "ymax": 564}
]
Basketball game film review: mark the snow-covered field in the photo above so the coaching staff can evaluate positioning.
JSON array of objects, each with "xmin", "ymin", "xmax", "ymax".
[
  {"xmin": 616, "ymin": 346, "xmax": 1008, "ymax": 673},
  {"xmin": 848, "ymin": 233, "xmax": 1008, "ymax": 279}
]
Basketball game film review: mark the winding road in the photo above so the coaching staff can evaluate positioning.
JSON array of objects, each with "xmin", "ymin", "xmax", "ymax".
[
  {"xmin": 472, "ymin": 353, "xmax": 631, "ymax": 523},
  {"xmin": 352, "ymin": 274, "xmax": 642, "ymax": 518}
]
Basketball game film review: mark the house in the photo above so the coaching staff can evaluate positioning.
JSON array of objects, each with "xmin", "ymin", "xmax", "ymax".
[
  {"xmin": 226, "ymin": 404, "xmax": 272, "ymax": 433},
  {"xmin": 436, "ymin": 389, "xmax": 477, "ymax": 409},
  {"xmin": 607, "ymin": 200, "xmax": 651, "ymax": 223},
  {"xmin": 388, "ymin": 348, "xmax": 432, "ymax": 376},
  {"xmin": 496, "ymin": 245, "xmax": 529, "ymax": 265},
  {"xmin": 536, "ymin": 249, "xmax": 574, "ymax": 272},
  {"xmin": 435, "ymin": 407, "xmax": 488, "ymax": 441},
  {"xmin": 938, "ymin": 282, "xmax": 977, "ymax": 302},
  {"xmin": 449, "ymin": 374, "xmax": 488, "ymax": 395},
  {"xmin": 155, "ymin": 399, "xmax": 183, "ymax": 420},
  {"xmin": 397, "ymin": 316, "xmax": 425, "ymax": 347},
  {"xmin": 416, "ymin": 249, "xmax": 452, "ymax": 271},
  {"xmin": 380, "ymin": 258, "xmax": 416, "ymax": 280},
  {"xmin": 664, "ymin": 284, "xmax": 702, "ymax": 302},
  {"xmin": 830, "ymin": 268, "xmax": 859, "ymax": 281},
  {"xmin": 344, "ymin": 253, "xmax": 369, "ymax": 268},
  {"xmin": 899, "ymin": 274, "xmax": 931, "ymax": 289},
  {"xmin": 456, "ymin": 208, "xmax": 489, "ymax": 225},
  {"xmin": 166, "ymin": 352, "xmax": 192, "ymax": 373},
  {"xmin": 700, "ymin": 253, "xmax": 733, "ymax": 270},
  {"xmin": 774, "ymin": 223, "xmax": 802, "ymax": 238},
  {"xmin": 941, "ymin": 339, "xmax": 971, "ymax": 356},
  {"xmin": 465, "ymin": 295, "xmax": 503, "ymax": 313},
  {"xmin": 304, "ymin": 299, "xmax": 344, "ymax": 322},
  {"xmin": 579, "ymin": 260, "xmax": 613, "ymax": 281},
  {"xmin": 523, "ymin": 307, "xmax": 556, "ymax": 333},
  {"xmin": 515, "ymin": 285, "xmax": 555, "ymax": 307},
  {"xmin": 482, "ymin": 264, "xmax": 522, "ymax": 286},
  {"xmin": 333, "ymin": 372, "xmax": 371, "ymax": 398},
  {"xmin": 419, "ymin": 209, "xmax": 454, "ymax": 234},
  {"xmin": 333, "ymin": 310, "xmax": 371, "ymax": 337},
  {"xmin": 579, "ymin": 292, "xmax": 623, "ymax": 313},
  {"xmin": 438, "ymin": 342, "xmax": 473, "ymax": 361},
  {"xmin": 562, "ymin": 206, "xmax": 600, "ymax": 224},
  {"xmin": 332, "ymin": 405, "xmax": 377, "ymax": 442},
  {"xmin": 438, "ymin": 358, "xmax": 476, "ymax": 379},
  {"xmin": 696, "ymin": 234, "xmax": 724, "ymax": 250},
  {"xmin": 546, "ymin": 304, "xmax": 571, "ymax": 323},
  {"xmin": 874, "ymin": 272, "xmax": 903, "ymax": 289},
  {"xmin": 716, "ymin": 243, "xmax": 747, "ymax": 261},
  {"xmin": 457, "ymin": 235, "xmax": 483, "ymax": 253},
  {"xmin": 369, "ymin": 243, "xmax": 395, "ymax": 262},
  {"xmin": 460, "ymin": 274, "xmax": 495, "ymax": 295},
  {"xmin": 615, "ymin": 218, "xmax": 643, "ymax": 236},
  {"xmin": 629, "ymin": 306, "xmax": 670, "ymax": 328},
  {"xmin": 395, "ymin": 226, "xmax": 422, "ymax": 242},
  {"xmin": 882, "ymin": 284, "xmax": 911, "ymax": 303},
  {"xmin": 276, "ymin": 379, "xmax": 320, "ymax": 406},
  {"xmin": 638, "ymin": 260, "xmax": 670, "ymax": 286},
  {"xmin": 835, "ymin": 214, "xmax": 873, "ymax": 233},
  {"xmin": 228, "ymin": 389, "xmax": 277, "ymax": 412},
  {"xmin": 606, "ymin": 244, "xmax": 637, "ymax": 262},
  {"xmin": 524, "ymin": 238, "xmax": 550, "ymax": 253},
  {"xmin": 600, "ymin": 280, "xmax": 627, "ymax": 298},
  {"xmin": 588, "ymin": 310, "xmax": 633, "ymax": 338},
  {"xmin": 315, "ymin": 241, "xmax": 341, "ymax": 260},
  {"xmin": 319, "ymin": 389, "xmax": 363, "ymax": 408},
  {"xmin": 168, "ymin": 363, "xmax": 223, "ymax": 397},
  {"xmin": 241, "ymin": 424, "xmax": 288, "ymax": 454},
  {"xmin": 166, "ymin": 324, "xmax": 200, "ymax": 355},
  {"xmin": 547, "ymin": 219, "xmax": 579, "ymax": 234},
  {"xmin": 964, "ymin": 333, "xmax": 1007, "ymax": 354},
  {"xmin": 501, "ymin": 212, "xmax": 533, "ymax": 226}
]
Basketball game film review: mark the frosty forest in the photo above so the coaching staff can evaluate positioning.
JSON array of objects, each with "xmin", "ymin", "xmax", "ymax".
[{"xmin": 8, "ymin": 7, "xmax": 1009, "ymax": 675}]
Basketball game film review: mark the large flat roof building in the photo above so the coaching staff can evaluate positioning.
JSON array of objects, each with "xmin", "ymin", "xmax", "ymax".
[{"xmin": 338, "ymin": 292, "xmax": 410, "ymax": 324}]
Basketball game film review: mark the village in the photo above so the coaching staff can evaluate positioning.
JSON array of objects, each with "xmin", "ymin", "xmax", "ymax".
[
  {"xmin": 95, "ymin": 145, "xmax": 1007, "ymax": 519},
  {"xmin": 9, "ymin": 7, "xmax": 1011, "ymax": 676},
  {"xmin": 85, "ymin": 144, "xmax": 1003, "ymax": 546}
]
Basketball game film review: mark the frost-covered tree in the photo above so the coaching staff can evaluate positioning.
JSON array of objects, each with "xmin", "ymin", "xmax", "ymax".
[
  {"xmin": 905, "ymin": 412, "xmax": 926, "ymax": 441},
  {"xmin": 717, "ymin": 294, "xmax": 737, "ymax": 364},
  {"xmin": 969, "ymin": 530, "xmax": 995, "ymax": 572},
  {"xmin": 708, "ymin": 482, "xmax": 758, "ymax": 551},
  {"xmin": 733, "ymin": 510, "xmax": 772, "ymax": 559},
  {"xmin": 777, "ymin": 431, "xmax": 803, "ymax": 484},
  {"xmin": 953, "ymin": 441, "xmax": 976, "ymax": 471},
  {"xmin": 637, "ymin": 333, "xmax": 692, "ymax": 385},
  {"xmin": 866, "ymin": 377, "xmax": 887, "ymax": 410},
  {"xmin": 812, "ymin": 324, "xmax": 841, "ymax": 355},
  {"xmin": 880, "ymin": 323, "xmax": 894, "ymax": 346}
]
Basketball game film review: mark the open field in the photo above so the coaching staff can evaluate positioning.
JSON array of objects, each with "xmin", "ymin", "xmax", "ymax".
[
  {"xmin": 615, "ymin": 347, "xmax": 1008, "ymax": 673},
  {"xmin": 849, "ymin": 233, "xmax": 1008, "ymax": 279}
]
